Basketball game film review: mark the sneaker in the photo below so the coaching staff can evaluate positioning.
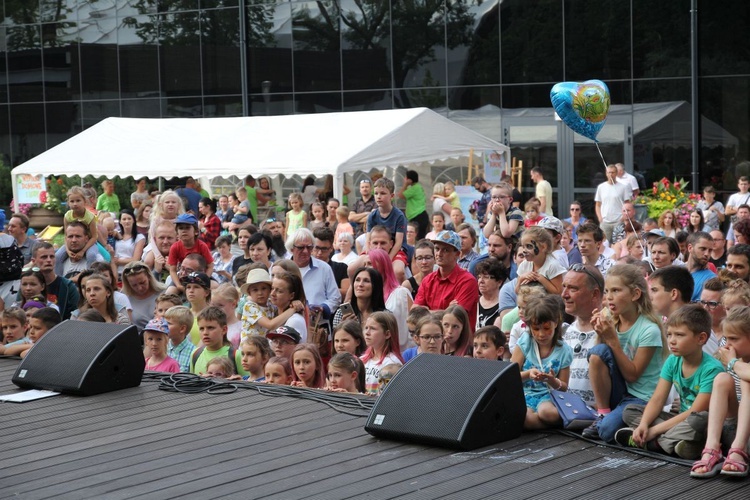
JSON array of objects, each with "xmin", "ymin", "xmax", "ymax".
[
  {"xmin": 614, "ymin": 428, "xmax": 646, "ymax": 449},
  {"xmin": 675, "ymin": 440, "xmax": 703, "ymax": 460},
  {"xmin": 581, "ymin": 415, "xmax": 604, "ymax": 439}
]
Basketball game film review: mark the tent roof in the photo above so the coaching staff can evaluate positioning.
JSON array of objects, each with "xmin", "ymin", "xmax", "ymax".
[{"xmin": 11, "ymin": 108, "xmax": 508, "ymax": 181}]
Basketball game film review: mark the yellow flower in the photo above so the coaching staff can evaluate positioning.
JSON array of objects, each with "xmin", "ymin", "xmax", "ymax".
[{"xmin": 660, "ymin": 193, "xmax": 666, "ymax": 199}]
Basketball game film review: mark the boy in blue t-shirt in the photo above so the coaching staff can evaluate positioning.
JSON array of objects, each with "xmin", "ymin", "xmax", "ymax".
[
  {"xmin": 366, "ymin": 177, "xmax": 408, "ymax": 259},
  {"xmin": 614, "ymin": 305, "xmax": 724, "ymax": 459}
]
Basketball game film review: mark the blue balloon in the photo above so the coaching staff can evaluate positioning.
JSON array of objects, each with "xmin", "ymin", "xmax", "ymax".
[{"xmin": 550, "ymin": 80, "xmax": 611, "ymax": 142}]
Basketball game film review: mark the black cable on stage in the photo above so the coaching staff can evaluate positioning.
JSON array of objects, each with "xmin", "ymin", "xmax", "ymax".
[{"xmin": 145, "ymin": 372, "xmax": 375, "ymax": 417}]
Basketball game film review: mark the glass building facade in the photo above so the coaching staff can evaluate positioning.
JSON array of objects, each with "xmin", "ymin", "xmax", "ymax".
[{"xmin": 1, "ymin": 0, "xmax": 748, "ymax": 214}]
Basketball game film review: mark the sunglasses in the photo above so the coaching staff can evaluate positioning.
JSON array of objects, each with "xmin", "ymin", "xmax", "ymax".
[
  {"xmin": 696, "ymin": 300, "xmax": 721, "ymax": 310},
  {"xmin": 123, "ymin": 263, "xmax": 149, "ymax": 276},
  {"xmin": 293, "ymin": 245, "xmax": 313, "ymax": 251},
  {"xmin": 568, "ymin": 263, "xmax": 604, "ymax": 291},
  {"xmin": 573, "ymin": 332, "xmax": 589, "ymax": 354},
  {"xmin": 265, "ymin": 218, "xmax": 277, "ymax": 224}
]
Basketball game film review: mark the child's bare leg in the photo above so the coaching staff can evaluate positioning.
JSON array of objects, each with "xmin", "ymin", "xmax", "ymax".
[
  {"xmin": 537, "ymin": 401, "xmax": 562, "ymax": 427},
  {"xmin": 524, "ymin": 408, "xmax": 545, "ymax": 430},
  {"xmin": 589, "ymin": 354, "xmax": 612, "ymax": 410},
  {"xmin": 694, "ymin": 373, "xmax": 738, "ymax": 473},
  {"xmin": 724, "ymin": 379, "xmax": 750, "ymax": 472}
]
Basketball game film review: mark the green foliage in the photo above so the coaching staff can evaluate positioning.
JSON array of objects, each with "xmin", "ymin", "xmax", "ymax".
[{"xmin": 45, "ymin": 175, "xmax": 139, "ymax": 214}]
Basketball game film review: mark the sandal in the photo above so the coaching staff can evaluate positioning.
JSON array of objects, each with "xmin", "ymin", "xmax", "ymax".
[
  {"xmin": 690, "ymin": 448, "xmax": 724, "ymax": 478},
  {"xmin": 721, "ymin": 447, "xmax": 750, "ymax": 477}
]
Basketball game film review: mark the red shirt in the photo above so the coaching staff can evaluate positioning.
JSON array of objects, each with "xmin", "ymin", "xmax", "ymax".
[
  {"xmin": 200, "ymin": 214, "xmax": 222, "ymax": 250},
  {"xmin": 168, "ymin": 239, "xmax": 213, "ymax": 268},
  {"xmin": 414, "ymin": 265, "xmax": 479, "ymax": 328}
]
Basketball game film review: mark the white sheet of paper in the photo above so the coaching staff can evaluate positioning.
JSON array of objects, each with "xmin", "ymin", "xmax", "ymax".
[{"xmin": 0, "ymin": 390, "xmax": 60, "ymax": 403}]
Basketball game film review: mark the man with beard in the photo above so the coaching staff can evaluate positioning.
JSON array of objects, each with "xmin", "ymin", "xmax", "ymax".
[
  {"xmin": 471, "ymin": 176, "xmax": 492, "ymax": 229},
  {"xmin": 144, "ymin": 221, "xmax": 178, "ymax": 282},
  {"xmin": 27, "ymin": 241, "xmax": 79, "ymax": 319},
  {"xmin": 468, "ymin": 230, "xmax": 515, "ymax": 279},
  {"xmin": 55, "ymin": 221, "xmax": 104, "ymax": 282},
  {"xmin": 686, "ymin": 232, "xmax": 716, "ymax": 302}
]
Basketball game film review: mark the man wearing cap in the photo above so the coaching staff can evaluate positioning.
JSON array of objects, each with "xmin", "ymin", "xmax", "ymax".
[
  {"xmin": 287, "ymin": 228, "xmax": 341, "ymax": 319},
  {"xmin": 6, "ymin": 213, "xmax": 32, "ymax": 265},
  {"xmin": 349, "ymin": 178, "xmax": 377, "ymax": 237},
  {"xmin": 167, "ymin": 214, "xmax": 214, "ymax": 293},
  {"xmin": 538, "ymin": 216, "xmax": 569, "ymax": 269},
  {"xmin": 414, "ymin": 230, "xmax": 479, "ymax": 327}
]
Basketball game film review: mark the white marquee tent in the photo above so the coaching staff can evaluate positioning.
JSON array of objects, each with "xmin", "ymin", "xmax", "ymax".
[{"xmin": 11, "ymin": 107, "xmax": 510, "ymax": 203}]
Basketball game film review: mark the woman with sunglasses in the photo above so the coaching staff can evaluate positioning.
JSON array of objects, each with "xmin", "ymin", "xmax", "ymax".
[
  {"xmin": 121, "ymin": 261, "xmax": 166, "ymax": 330},
  {"xmin": 563, "ymin": 201, "xmax": 587, "ymax": 242}
]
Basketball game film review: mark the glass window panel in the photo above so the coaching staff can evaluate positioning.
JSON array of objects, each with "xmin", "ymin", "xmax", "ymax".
[
  {"xmin": 122, "ymin": 99, "xmax": 162, "ymax": 118},
  {"xmin": 42, "ymin": 23, "xmax": 80, "ymax": 102},
  {"xmin": 159, "ymin": 12, "xmax": 202, "ymax": 97},
  {"xmin": 502, "ymin": 83, "xmax": 556, "ymax": 109},
  {"xmin": 201, "ymin": 7, "xmax": 242, "ymax": 96},
  {"xmin": 447, "ymin": 0, "xmax": 496, "ymax": 86},
  {"xmin": 6, "ymin": 25, "xmax": 44, "ymax": 103},
  {"xmin": 698, "ymin": 76, "xmax": 749, "ymax": 190},
  {"xmin": 699, "ymin": 1, "xmax": 750, "ymax": 77},
  {"xmin": 119, "ymin": 15, "xmax": 160, "ymax": 99},
  {"xmin": 201, "ymin": 0, "xmax": 238, "ymax": 8},
  {"xmin": 247, "ymin": 3, "xmax": 292, "ymax": 94},
  {"xmin": 291, "ymin": 1, "xmax": 341, "ymax": 92},
  {"xmin": 203, "ymin": 95, "xmax": 243, "ymax": 116},
  {"xmin": 81, "ymin": 100, "xmax": 120, "ymax": 129},
  {"xmin": 0, "ymin": 105, "xmax": 11, "ymax": 166},
  {"xmin": 9, "ymin": 104, "xmax": 46, "ymax": 165},
  {"xmin": 294, "ymin": 92, "xmax": 342, "ymax": 114},
  {"xmin": 155, "ymin": 0, "xmax": 199, "ymax": 11},
  {"xmin": 343, "ymin": 90, "xmax": 393, "ymax": 111},
  {"xmin": 448, "ymin": 85, "xmax": 501, "ymax": 111},
  {"xmin": 79, "ymin": 43, "xmax": 119, "ymax": 99},
  {"xmin": 391, "ymin": 0, "xmax": 447, "ymax": 93},
  {"xmin": 564, "ymin": 0, "xmax": 630, "ymax": 81},
  {"xmin": 249, "ymin": 93, "xmax": 293, "ymax": 116},
  {"xmin": 164, "ymin": 96, "xmax": 203, "ymax": 117},
  {"xmin": 340, "ymin": 0, "xmax": 391, "ymax": 91},
  {"xmin": 632, "ymin": 0, "xmax": 689, "ymax": 79},
  {"xmin": 500, "ymin": 0, "xmax": 562, "ymax": 84},
  {"xmin": 394, "ymin": 87, "xmax": 445, "ymax": 110},
  {"xmin": 45, "ymin": 101, "xmax": 79, "ymax": 148}
]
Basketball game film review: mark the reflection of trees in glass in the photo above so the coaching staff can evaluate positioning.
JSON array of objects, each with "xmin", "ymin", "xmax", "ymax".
[
  {"xmin": 122, "ymin": 0, "xmax": 274, "ymax": 47},
  {"xmin": 293, "ymin": 0, "xmax": 475, "ymax": 106},
  {"xmin": 4, "ymin": 0, "xmax": 77, "ymax": 49}
]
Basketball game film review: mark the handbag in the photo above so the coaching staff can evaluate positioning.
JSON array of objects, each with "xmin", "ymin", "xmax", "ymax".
[{"xmin": 532, "ymin": 339, "xmax": 597, "ymax": 430}]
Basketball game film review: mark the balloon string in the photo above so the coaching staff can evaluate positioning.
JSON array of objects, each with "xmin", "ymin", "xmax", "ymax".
[{"xmin": 595, "ymin": 142, "xmax": 608, "ymax": 170}]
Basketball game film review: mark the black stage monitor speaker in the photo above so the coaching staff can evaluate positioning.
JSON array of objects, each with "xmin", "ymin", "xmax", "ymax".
[
  {"xmin": 364, "ymin": 355, "xmax": 526, "ymax": 450},
  {"xmin": 12, "ymin": 320, "xmax": 145, "ymax": 396}
]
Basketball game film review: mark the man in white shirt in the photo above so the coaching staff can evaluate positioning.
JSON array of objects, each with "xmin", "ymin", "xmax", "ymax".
[
  {"xmin": 616, "ymin": 163, "xmax": 640, "ymax": 198},
  {"xmin": 595, "ymin": 164, "xmax": 631, "ymax": 243},
  {"xmin": 530, "ymin": 167, "xmax": 554, "ymax": 216}
]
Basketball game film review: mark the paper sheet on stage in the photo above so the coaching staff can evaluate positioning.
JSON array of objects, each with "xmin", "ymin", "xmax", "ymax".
[{"xmin": 0, "ymin": 390, "xmax": 60, "ymax": 403}]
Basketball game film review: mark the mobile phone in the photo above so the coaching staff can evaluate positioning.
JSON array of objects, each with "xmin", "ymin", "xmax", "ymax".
[{"xmin": 339, "ymin": 302, "xmax": 354, "ymax": 316}]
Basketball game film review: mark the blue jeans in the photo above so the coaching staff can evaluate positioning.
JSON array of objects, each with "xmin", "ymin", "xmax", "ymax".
[{"xmin": 588, "ymin": 343, "xmax": 645, "ymax": 442}]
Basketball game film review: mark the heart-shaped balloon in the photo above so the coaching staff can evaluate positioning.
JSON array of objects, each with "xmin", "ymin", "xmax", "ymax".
[{"xmin": 550, "ymin": 80, "xmax": 611, "ymax": 142}]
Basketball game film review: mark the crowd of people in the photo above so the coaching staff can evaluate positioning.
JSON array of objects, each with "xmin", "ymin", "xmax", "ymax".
[{"xmin": 1, "ymin": 166, "xmax": 750, "ymax": 480}]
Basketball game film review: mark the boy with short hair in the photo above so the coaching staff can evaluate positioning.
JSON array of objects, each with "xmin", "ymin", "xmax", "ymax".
[
  {"xmin": 167, "ymin": 213, "xmax": 214, "ymax": 293},
  {"xmin": 164, "ymin": 305, "xmax": 196, "ymax": 372},
  {"xmin": 614, "ymin": 305, "xmax": 724, "ymax": 459},
  {"xmin": 648, "ymin": 266, "xmax": 694, "ymax": 318},
  {"xmin": 155, "ymin": 293, "xmax": 183, "ymax": 319},
  {"xmin": 1, "ymin": 307, "xmax": 28, "ymax": 347},
  {"xmin": 367, "ymin": 178, "xmax": 408, "ymax": 264},
  {"xmin": 190, "ymin": 306, "xmax": 245, "ymax": 376},
  {"xmin": 402, "ymin": 306, "xmax": 431, "ymax": 362},
  {"xmin": 1, "ymin": 307, "xmax": 60, "ymax": 357},
  {"xmin": 473, "ymin": 325, "xmax": 507, "ymax": 361}
]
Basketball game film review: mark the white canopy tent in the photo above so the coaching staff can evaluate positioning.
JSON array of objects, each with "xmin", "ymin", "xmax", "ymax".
[{"xmin": 11, "ymin": 107, "xmax": 510, "ymax": 204}]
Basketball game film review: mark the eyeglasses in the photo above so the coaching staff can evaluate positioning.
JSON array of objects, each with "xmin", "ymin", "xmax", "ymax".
[
  {"xmin": 570, "ymin": 208, "xmax": 581, "ymax": 211},
  {"xmin": 313, "ymin": 245, "xmax": 332, "ymax": 252},
  {"xmin": 270, "ymin": 338, "xmax": 294, "ymax": 346},
  {"xmin": 697, "ymin": 300, "xmax": 721, "ymax": 310},
  {"xmin": 415, "ymin": 256, "xmax": 434, "ymax": 261},
  {"xmin": 573, "ymin": 332, "xmax": 588, "ymax": 354},
  {"xmin": 419, "ymin": 335, "xmax": 443, "ymax": 342},
  {"xmin": 491, "ymin": 195, "xmax": 502, "ymax": 200},
  {"xmin": 24, "ymin": 267, "xmax": 41, "ymax": 272},
  {"xmin": 568, "ymin": 263, "xmax": 604, "ymax": 291},
  {"xmin": 123, "ymin": 263, "xmax": 149, "ymax": 275},
  {"xmin": 293, "ymin": 245, "xmax": 313, "ymax": 251}
]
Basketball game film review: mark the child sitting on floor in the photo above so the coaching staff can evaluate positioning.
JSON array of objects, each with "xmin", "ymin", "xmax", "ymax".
[{"xmin": 614, "ymin": 305, "xmax": 723, "ymax": 460}]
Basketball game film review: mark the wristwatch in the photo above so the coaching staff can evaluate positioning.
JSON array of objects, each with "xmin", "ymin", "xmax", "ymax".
[{"xmin": 728, "ymin": 357, "xmax": 740, "ymax": 373}]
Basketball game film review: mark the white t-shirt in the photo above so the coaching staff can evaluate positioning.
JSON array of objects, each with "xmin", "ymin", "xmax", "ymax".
[
  {"xmin": 115, "ymin": 234, "xmax": 146, "ymax": 274},
  {"xmin": 362, "ymin": 352, "xmax": 402, "ymax": 396},
  {"xmin": 616, "ymin": 172, "xmax": 639, "ymax": 196},
  {"xmin": 517, "ymin": 255, "xmax": 566, "ymax": 282},
  {"xmin": 535, "ymin": 180, "xmax": 554, "ymax": 216},
  {"xmin": 386, "ymin": 286, "xmax": 413, "ymax": 352},
  {"xmin": 285, "ymin": 312, "xmax": 308, "ymax": 342},
  {"xmin": 562, "ymin": 321, "xmax": 598, "ymax": 407},
  {"xmin": 552, "ymin": 248, "xmax": 569, "ymax": 269},
  {"xmin": 595, "ymin": 181, "xmax": 631, "ymax": 223}
]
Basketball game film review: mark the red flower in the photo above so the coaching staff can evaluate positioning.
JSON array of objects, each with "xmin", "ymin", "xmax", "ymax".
[
  {"xmin": 39, "ymin": 191, "xmax": 47, "ymax": 203},
  {"xmin": 652, "ymin": 187, "xmax": 658, "ymax": 195},
  {"xmin": 674, "ymin": 182, "xmax": 680, "ymax": 189},
  {"xmin": 57, "ymin": 178, "xmax": 63, "ymax": 185}
]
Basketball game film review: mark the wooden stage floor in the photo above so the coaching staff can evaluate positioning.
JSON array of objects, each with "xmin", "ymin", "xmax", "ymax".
[{"xmin": 0, "ymin": 357, "xmax": 748, "ymax": 499}]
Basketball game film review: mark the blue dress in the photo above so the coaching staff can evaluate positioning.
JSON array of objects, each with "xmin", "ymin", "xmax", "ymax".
[{"xmin": 517, "ymin": 331, "xmax": 573, "ymax": 411}]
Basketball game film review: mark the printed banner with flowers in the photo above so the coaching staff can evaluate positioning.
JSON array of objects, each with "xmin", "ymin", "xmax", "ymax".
[{"xmin": 635, "ymin": 177, "xmax": 701, "ymax": 227}]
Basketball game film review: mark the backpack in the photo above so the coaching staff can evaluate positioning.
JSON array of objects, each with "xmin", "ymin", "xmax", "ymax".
[
  {"xmin": 0, "ymin": 236, "xmax": 23, "ymax": 283},
  {"xmin": 191, "ymin": 345, "xmax": 238, "ymax": 374}
]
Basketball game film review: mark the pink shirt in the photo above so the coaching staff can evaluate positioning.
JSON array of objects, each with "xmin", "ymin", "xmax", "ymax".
[{"xmin": 145, "ymin": 356, "xmax": 181, "ymax": 373}]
